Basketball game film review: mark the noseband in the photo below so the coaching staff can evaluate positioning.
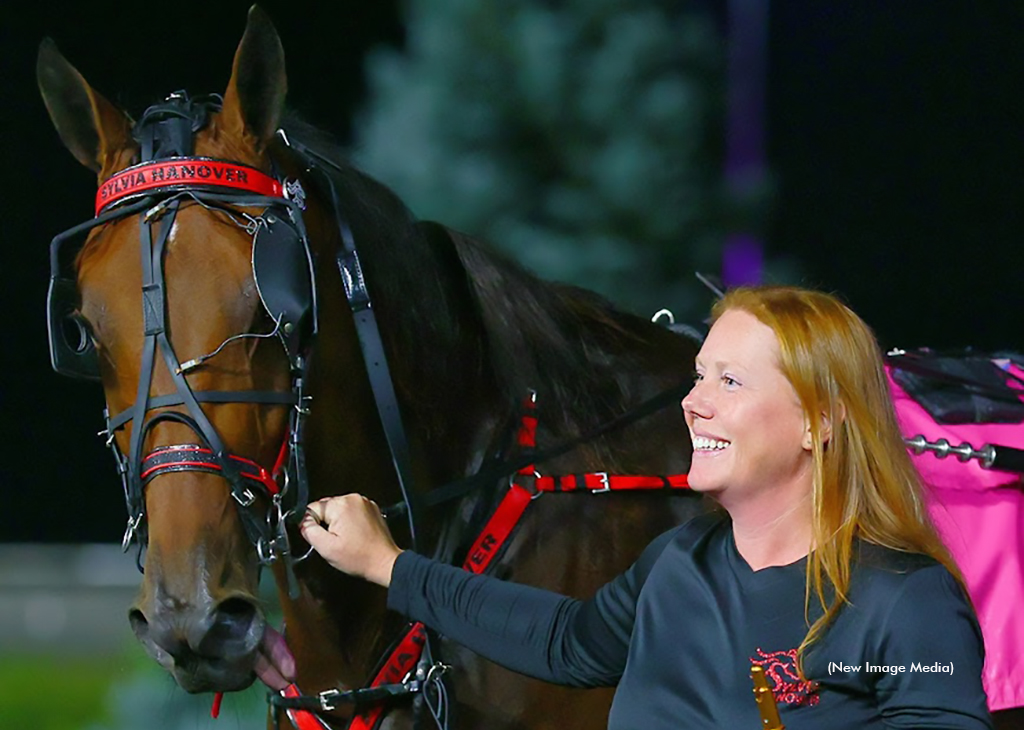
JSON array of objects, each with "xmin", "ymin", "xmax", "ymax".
[{"xmin": 47, "ymin": 92, "xmax": 316, "ymax": 592}]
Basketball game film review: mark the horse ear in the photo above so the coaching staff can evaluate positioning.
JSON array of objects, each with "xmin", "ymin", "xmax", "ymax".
[
  {"xmin": 221, "ymin": 5, "xmax": 287, "ymax": 146},
  {"xmin": 37, "ymin": 38, "xmax": 134, "ymax": 173}
]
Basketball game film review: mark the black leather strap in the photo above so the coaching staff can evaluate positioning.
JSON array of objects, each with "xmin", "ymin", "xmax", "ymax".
[
  {"xmin": 108, "ymin": 390, "xmax": 297, "ymax": 431},
  {"xmin": 284, "ymin": 134, "xmax": 423, "ymax": 554}
]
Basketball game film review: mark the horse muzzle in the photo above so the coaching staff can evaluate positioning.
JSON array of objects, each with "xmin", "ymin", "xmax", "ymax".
[{"xmin": 129, "ymin": 594, "xmax": 265, "ymax": 693}]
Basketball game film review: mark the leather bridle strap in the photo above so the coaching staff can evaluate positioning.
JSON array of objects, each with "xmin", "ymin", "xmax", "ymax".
[
  {"xmin": 279, "ymin": 133, "xmax": 422, "ymax": 554},
  {"xmin": 273, "ymin": 394, "xmax": 691, "ymax": 730},
  {"xmin": 108, "ymin": 390, "xmax": 297, "ymax": 431},
  {"xmin": 123, "ymin": 202, "xmax": 176, "ymax": 530},
  {"xmin": 535, "ymin": 473, "xmax": 690, "ymax": 492},
  {"xmin": 119, "ymin": 197, "xmax": 276, "ymax": 555}
]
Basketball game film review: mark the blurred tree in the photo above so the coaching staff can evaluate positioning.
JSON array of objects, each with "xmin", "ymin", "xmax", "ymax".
[{"xmin": 352, "ymin": 0, "xmax": 732, "ymax": 322}]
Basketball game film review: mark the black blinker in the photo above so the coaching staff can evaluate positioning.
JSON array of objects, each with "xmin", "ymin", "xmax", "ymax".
[
  {"xmin": 47, "ymin": 276, "xmax": 100, "ymax": 380},
  {"xmin": 252, "ymin": 213, "xmax": 314, "ymax": 351}
]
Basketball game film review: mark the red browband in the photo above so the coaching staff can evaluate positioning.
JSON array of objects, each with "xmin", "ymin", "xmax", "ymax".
[{"xmin": 96, "ymin": 158, "xmax": 284, "ymax": 215}]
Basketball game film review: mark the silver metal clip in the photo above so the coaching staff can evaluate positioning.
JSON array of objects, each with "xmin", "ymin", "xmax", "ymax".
[
  {"xmin": 256, "ymin": 537, "xmax": 278, "ymax": 565},
  {"xmin": 284, "ymin": 179, "xmax": 307, "ymax": 210},
  {"xmin": 122, "ymin": 513, "xmax": 142, "ymax": 552},
  {"xmin": 425, "ymin": 662, "xmax": 451, "ymax": 685}
]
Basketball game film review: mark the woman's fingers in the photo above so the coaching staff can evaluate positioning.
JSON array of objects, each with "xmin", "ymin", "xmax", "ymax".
[
  {"xmin": 297, "ymin": 494, "xmax": 400, "ymax": 586},
  {"xmin": 298, "ymin": 516, "xmax": 328, "ymax": 548},
  {"xmin": 303, "ymin": 498, "xmax": 331, "ymax": 526}
]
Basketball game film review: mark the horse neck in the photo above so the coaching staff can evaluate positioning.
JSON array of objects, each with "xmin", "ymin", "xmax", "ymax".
[{"xmin": 301, "ymin": 165, "xmax": 502, "ymax": 482}]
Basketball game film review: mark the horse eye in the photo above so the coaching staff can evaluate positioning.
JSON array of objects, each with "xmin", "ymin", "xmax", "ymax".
[{"xmin": 61, "ymin": 313, "xmax": 96, "ymax": 354}]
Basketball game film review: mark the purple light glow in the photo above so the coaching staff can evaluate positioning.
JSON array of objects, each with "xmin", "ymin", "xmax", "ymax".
[{"xmin": 723, "ymin": 0, "xmax": 768, "ymax": 285}]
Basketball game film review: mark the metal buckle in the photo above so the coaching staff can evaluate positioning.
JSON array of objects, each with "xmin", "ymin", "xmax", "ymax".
[
  {"xmin": 424, "ymin": 662, "xmax": 451, "ymax": 685},
  {"xmin": 591, "ymin": 472, "xmax": 611, "ymax": 494},
  {"xmin": 319, "ymin": 689, "xmax": 341, "ymax": 712},
  {"xmin": 233, "ymin": 487, "xmax": 256, "ymax": 507}
]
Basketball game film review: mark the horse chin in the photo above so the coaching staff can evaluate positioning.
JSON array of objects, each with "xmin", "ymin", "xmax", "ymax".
[
  {"xmin": 171, "ymin": 664, "xmax": 258, "ymax": 694},
  {"xmin": 137, "ymin": 636, "xmax": 263, "ymax": 694}
]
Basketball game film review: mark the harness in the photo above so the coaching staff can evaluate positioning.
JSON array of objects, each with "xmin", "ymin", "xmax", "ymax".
[
  {"xmin": 271, "ymin": 392, "xmax": 692, "ymax": 730},
  {"xmin": 47, "ymin": 91, "xmax": 696, "ymax": 730}
]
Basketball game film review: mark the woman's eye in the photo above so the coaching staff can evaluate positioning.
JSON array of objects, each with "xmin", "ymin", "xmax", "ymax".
[
  {"xmin": 722, "ymin": 375, "xmax": 739, "ymax": 387},
  {"xmin": 692, "ymin": 371, "xmax": 704, "ymax": 382}
]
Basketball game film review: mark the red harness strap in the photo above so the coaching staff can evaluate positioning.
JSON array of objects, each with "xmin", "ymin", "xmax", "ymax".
[
  {"xmin": 535, "ymin": 472, "xmax": 689, "ymax": 492},
  {"xmin": 279, "ymin": 393, "xmax": 689, "ymax": 730}
]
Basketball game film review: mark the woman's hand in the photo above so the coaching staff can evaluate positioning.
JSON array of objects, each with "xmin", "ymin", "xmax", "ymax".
[{"xmin": 299, "ymin": 494, "xmax": 403, "ymax": 587}]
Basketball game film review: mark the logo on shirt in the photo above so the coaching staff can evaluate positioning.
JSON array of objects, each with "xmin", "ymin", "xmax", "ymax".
[{"xmin": 750, "ymin": 648, "xmax": 820, "ymax": 707}]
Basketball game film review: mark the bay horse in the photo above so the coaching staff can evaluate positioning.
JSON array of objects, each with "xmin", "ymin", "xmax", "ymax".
[{"xmin": 38, "ymin": 7, "xmax": 705, "ymax": 729}]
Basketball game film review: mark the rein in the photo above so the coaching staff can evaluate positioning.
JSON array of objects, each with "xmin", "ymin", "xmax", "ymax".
[{"xmin": 275, "ymin": 130, "xmax": 423, "ymax": 553}]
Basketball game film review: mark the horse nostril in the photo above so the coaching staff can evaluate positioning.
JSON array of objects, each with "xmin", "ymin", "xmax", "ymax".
[
  {"xmin": 129, "ymin": 608, "xmax": 150, "ymax": 640},
  {"xmin": 200, "ymin": 597, "xmax": 260, "ymax": 656},
  {"xmin": 129, "ymin": 607, "xmax": 187, "ymax": 669}
]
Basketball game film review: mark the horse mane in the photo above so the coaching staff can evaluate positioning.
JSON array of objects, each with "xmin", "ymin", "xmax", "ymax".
[
  {"xmin": 276, "ymin": 115, "xmax": 684, "ymax": 467},
  {"xmin": 440, "ymin": 227, "xmax": 675, "ymax": 435}
]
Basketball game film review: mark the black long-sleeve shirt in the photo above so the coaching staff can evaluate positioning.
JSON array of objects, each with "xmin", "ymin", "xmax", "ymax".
[{"xmin": 387, "ymin": 513, "xmax": 991, "ymax": 729}]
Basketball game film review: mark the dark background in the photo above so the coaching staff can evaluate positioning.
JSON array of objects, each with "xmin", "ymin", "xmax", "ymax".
[{"xmin": 2, "ymin": 2, "xmax": 1021, "ymax": 542}]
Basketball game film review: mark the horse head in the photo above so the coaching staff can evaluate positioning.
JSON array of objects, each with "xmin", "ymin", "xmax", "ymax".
[{"xmin": 37, "ymin": 7, "xmax": 302, "ymax": 693}]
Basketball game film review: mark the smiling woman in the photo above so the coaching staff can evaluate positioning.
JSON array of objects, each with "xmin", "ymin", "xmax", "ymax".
[
  {"xmin": 683, "ymin": 307, "xmax": 813, "ymax": 546},
  {"xmin": 698, "ymin": 287, "xmax": 973, "ymax": 663},
  {"xmin": 303, "ymin": 285, "xmax": 993, "ymax": 730}
]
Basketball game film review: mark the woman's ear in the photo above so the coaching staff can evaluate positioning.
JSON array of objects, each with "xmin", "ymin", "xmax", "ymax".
[
  {"xmin": 802, "ymin": 417, "xmax": 815, "ymax": 451},
  {"xmin": 802, "ymin": 401, "xmax": 844, "ymax": 451}
]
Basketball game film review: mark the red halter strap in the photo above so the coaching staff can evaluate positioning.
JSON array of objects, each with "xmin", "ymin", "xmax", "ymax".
[{"xmin": 96, "ymin": 158, "xmax": 284, "ymax": 215}]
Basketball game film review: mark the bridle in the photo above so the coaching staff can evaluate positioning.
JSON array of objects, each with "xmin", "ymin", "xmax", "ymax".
[
  {"xmin": 47, "ymin": 92, "xmax": 318, "ymax": 592},
  {"xmin": 48, "ymin": 88, "xmax": 437, "ymax": 728}
]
